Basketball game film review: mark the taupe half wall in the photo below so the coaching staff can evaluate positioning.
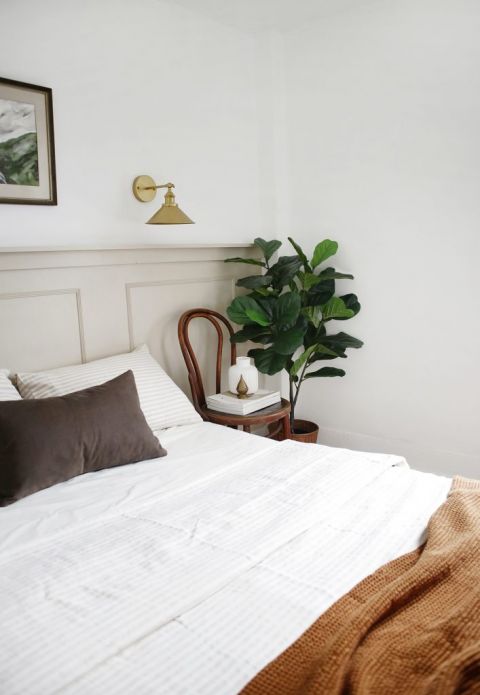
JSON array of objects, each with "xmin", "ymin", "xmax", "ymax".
[{"xmin": 0, "ymin": 244, "xmax": 258, "ymax": 399}]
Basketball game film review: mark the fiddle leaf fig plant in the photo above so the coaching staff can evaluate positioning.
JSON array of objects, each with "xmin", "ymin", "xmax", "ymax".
[{"xmin": 225, "ymin": 237, "xmax": 363, "ymax": 431}]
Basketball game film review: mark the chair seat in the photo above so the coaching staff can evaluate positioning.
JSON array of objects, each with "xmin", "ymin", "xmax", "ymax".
[{"xmin": 200, "ymin": 398, "xmax": 290, "ymax": 426}]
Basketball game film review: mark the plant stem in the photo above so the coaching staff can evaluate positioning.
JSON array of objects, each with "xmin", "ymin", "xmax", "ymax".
[
  {"xmin": 289, "ymin": 376, "xmax": 295, "ymax": 430},
  {"xmin": 290, "ymin": 356, "xmax": 312, "ymax": 431}
]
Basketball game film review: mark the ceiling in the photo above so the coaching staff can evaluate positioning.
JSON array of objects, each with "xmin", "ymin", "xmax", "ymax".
[{"xmin": 165, "ymin": 0, "xmax": 359, "ymax": 31}]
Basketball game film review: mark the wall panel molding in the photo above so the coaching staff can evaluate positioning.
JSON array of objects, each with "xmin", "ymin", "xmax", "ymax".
[
  {"xmin": 125, "ymin": 276, "xmax": 236, "ymax": 351},
  {"xmin": 0, "ymin": 288, "xmax": 86, "ymax": 370},
  {"xmin": 0, "ymin": 244, "xmax": 255, "ymax": 272},
  {"xmin": 0, "ymin": 245, "xmax": 256, "ymax": 379}
]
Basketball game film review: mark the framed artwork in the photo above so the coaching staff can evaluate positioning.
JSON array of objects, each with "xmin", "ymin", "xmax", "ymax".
[{"xmin": 0, "ymin": 77, "xmax": 57, "ymax": 205}]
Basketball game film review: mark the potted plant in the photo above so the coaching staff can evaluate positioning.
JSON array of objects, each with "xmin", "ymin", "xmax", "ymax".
[{"xmin": 225, "ymin": 237, "xmax": 363, "ymax": 442}]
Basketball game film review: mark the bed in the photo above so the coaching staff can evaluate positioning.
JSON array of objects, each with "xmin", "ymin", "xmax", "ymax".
[
  {"xmin": 1, "ymin": 418, "xmax": 452, "ymax": 694},
  {"xmin": 0, "ymin": 246, "xmax": 477, "ymax": 694}
]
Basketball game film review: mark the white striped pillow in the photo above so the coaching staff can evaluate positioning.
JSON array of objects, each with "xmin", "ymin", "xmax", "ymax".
[
  {"xmin": 16, "ymin": 345, "xmax": 201, "ymax": 431},
  {"xmin": 0, "ymin": 370, "xmax": 21, "ymax": 401}
]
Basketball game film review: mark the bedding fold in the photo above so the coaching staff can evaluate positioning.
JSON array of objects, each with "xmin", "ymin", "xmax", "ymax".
[{"xmin": 242, "ymin": 476, "xmax": 480, "ymax": 695}]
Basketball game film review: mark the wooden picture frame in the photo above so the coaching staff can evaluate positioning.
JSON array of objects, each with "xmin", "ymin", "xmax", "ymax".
[{"xmin": 0, "ymin": 77, "xmax": 57, "ymax": 205}]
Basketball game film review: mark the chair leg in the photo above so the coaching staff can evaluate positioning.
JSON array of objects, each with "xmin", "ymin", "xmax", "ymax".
[{"xmin": 282, "ymin": 414, "xmax": 291, "ymax": 440}]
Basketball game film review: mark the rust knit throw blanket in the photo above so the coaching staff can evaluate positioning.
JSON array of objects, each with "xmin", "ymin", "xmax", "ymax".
[{"xmin": 242, "ymin": 476, "xmax": 480, "ymax": 695}]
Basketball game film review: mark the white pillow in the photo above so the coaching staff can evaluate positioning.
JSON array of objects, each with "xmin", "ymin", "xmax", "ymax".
[
  {"xmin": 16, "ymin": 345, "xmax": 201, "ymax": 431},
  {"xmin": 0, "ymin": 370, "xmax": 21, "ymax": 401}
]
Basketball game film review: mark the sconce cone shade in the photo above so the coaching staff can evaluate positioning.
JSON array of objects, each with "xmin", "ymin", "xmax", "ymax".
[
  {"xmin": 147, "ymin": 204, "xmax": 194, "ymax": 225},
  {"xmin": 146, "ymin": 186, "xmax": 194, "ymax": 225}
]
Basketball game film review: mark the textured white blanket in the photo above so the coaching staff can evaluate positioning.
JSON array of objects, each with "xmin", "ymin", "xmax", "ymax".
[{"xmin": 0, "ymin": 423, "xmax": 450, "ymax": 695}]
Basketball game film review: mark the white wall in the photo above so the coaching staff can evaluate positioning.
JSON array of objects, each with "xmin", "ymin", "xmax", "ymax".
[
  {"xmin": 280, "ymin": 0, "xmax": 480, "ymax": 476},
  {"xmin": 0, "ymin": 0, "xmax": 265, "ymax": 246}
]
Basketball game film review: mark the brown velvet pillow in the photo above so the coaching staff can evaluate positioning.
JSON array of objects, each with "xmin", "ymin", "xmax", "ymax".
[{"xmin": 0, "ymin": 370, "xmax": 166, "ymax": 506}]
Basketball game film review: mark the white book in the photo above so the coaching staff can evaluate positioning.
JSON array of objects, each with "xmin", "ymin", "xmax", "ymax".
[
  {"xmin": 207, "ymin": 389, "xmax": 281, "ymax": 416},
  {"xmin": 207, "ymin": 389, "xmax": 279, "ymax": 408},
  {"xmin": 207, "ymin": 397, "xmax": 280, "ymax": 416},
  {"xmin": 207, "ymin": 402, "xmax": 280, "ymax": 415}
]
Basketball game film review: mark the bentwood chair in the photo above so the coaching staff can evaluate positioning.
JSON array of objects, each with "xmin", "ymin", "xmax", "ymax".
[{"xmin": 178, "ymin": 308, "xmax": 291, "ymax": 439}]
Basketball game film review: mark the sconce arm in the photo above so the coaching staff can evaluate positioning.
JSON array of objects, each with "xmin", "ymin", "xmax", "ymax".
[{"xmin": 144, "ymin": 182, "xmax": 175, "ymax": 191}]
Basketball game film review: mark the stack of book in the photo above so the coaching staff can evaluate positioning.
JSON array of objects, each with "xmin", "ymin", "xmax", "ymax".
[{"xmin": 207, "ymin": 389, "xmax": 281, "ymax": 416}]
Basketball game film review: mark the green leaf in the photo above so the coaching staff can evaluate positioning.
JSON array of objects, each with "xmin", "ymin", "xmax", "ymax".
[
  {"xmin": 248, "ymin": 347, "xmax": 288, "ymax": 375},
  {"xmin": 226, "ymin": 296, "xmax": 271, "ymax": 327},
  {"xmin": 306, "ymin": 272, "xmax": 335, "ymax": 305},
  {"xmin": 250, "ymin": 287, "xmax": 271, "ymax": 296},
  {"xmin": 336, "ymin": 293, "xmax": 361, "ymax": 319},
  {"xmin": 285, "ymin": 357, "xmax": 298, "ymax": 382},
  {"xmin": 321, "ymin": 331, "xmax": 364, "ymax": 350},
  {"xmin": 312, "ymin": 239, "xmax": 338, "ymax": 269},
  {"xmin": 302, "ymin": 305, "xmax": 322, "ymax": 328},
  {"xmin": 270, "ymin": 255, "xmax": 303, "ymax": 290},
  {"xmin": 236, "ymin": 275, "xmax": 272, "ymax": 289},
  {"xmin": 253, "ymin": 238, "xmax": 282, "ymax": 262},
  {"xmin": 310, "ymin": 351, "xmax": 344, "ymax": 362},
  {"xmin": 305, "ymin": 367, "xmax": 346, "ymax": 379},
  {"xmin": 313, "ymin": 344, "xmax": 342, "ymax": 358},
  {"xmin": 272, "ymin": 323, "xmax": 306, "ymax": 355},
  {"xmin": 254, "ymin": 295, "xmax": 278, "ymax": 319},
  {"xmin": 321, "ymin": 297, "xmax": 355, "ymax": 321},
  {"xmin": 288, "ymin": 237, "xmax": 311, "ymax": 271},
  {"xmin": 303, "ymin": 322, "xmax": 324, "ymax": 348},
  {"xmin": 313, "ymin": 346, "xmax": 354, "ymax": 362},
  {"xmin": 317, "ymin": 269, "xmax": 354, "ymax": 281},
  {"xmin": 224, "ymin": 257, "xmax": 266, "ymax": 267},
  {"xmin": 273, "ymin": 292, "xmax": 301, "ymax": 330},
  {"xmin": 300, "ymin": 272, "xmax": 323, "ymax": 291},
  {"xmin": 290, "ymin": 344, "xmax": 318, "ymax": 377},
  {"xmin": 230, "ymin": 325, "xmax": 272, "ymax": 344}
]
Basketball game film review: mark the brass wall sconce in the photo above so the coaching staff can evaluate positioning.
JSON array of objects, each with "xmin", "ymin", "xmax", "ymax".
[{"xmin": 132, "ymin": 175, "xmax": 194, "ymax": 225}]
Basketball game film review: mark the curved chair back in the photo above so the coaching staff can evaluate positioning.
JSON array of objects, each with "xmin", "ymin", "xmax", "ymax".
[{"xmin": 178, "ymin": 308, "xmax": 237, "ymax": 411}]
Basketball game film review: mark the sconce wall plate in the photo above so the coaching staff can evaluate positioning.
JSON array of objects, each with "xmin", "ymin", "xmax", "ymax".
[
  {"xmin": 132, "ymin": 173, "xmax": 194, "ymax": 225},
  {"xmin": 132, "ymin": 175, "xmax": 157, "ymax": 203}
]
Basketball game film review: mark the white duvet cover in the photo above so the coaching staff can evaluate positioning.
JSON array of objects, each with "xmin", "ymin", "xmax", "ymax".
[{"xmin": 0, "ymin": 423, "xmax": 450, "ymax": 695}]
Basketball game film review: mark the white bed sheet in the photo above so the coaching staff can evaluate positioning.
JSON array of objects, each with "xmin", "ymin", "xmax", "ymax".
[{"xmin": 0, "ymin": 423, "xmax": 451, "ymax": 695}]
